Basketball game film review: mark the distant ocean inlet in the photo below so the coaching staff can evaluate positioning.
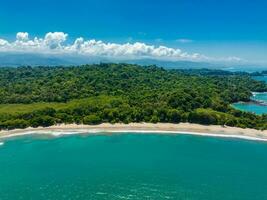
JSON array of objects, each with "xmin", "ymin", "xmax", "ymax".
[
  {"xmin": 232, "ymin": 76, "xmax": 267, "ymax": 115},
  {"xmin": 1, "ymin": 133, "xmax": 267, "ymax": 200}
]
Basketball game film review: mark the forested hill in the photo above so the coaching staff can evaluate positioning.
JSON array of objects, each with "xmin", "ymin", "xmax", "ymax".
[{"xmin": 0, "ymin": 63, "xmax": 266, "ymax": 130}]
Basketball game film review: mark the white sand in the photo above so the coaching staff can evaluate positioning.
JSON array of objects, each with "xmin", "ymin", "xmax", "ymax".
[{"xmin": 0, "ymin": 123, "xmax": 267, "ymax": 142}]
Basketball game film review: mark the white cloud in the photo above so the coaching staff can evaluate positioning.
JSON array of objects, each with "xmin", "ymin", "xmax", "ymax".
[
  {"xmin": 224, "ymin": 56, "xmax": 242, "ymax": 62},
  {"xmin": 44, "ymin": 32, "xmax": 68, "ymax": 49},
  {"xmin": 176, "ymin": 38, "xmax": 193, "ymax": 43},
  {"xmin": 0, "ymin": 32, "xmax": 242, "ymax": 62},
  {"xmin": 0, "ymin": 39, "xmax": 9, "ymax": 47},
  {"xmin": 16, "ymin": 32, "xmax": 29, "ymax": 41}
]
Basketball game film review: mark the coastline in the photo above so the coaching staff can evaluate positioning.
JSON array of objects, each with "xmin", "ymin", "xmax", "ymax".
[
  {"xmin": 251, "ymin": 91, "xmax": 267, "ymax": 106},
  {"xmin": 0, "ymin": 123, "xmax": 267, "ymax": 142}
]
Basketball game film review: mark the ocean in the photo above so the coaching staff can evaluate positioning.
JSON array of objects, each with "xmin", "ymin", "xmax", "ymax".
[
  {"xmin": 232, "ymin": 101, "xmax": 267, "ymax": 115},
  {"xmin": 1, "ymin": 133, "xmax": 267, "ymax": 200},
  {"xmin": 232, "ymin": 76, "xmax": 267, "ymax": 115}
]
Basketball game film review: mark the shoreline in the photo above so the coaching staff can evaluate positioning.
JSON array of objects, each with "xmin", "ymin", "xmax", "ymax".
[
  {"xmin": 233, "ymin": 91, "xmax": 267, "ymax": 107},
  {"xmin": 0, "ymin": 123, "xmax": 267, "ymax": 142},
  {"xmin": 251, "ymin": 91, "xmax": 267, "ymax": 106}
]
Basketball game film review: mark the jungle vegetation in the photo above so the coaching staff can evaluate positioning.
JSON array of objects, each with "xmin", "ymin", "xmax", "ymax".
[{"xmin": 0, "ymin": 63, "xmax": 266, "ymax": 130}]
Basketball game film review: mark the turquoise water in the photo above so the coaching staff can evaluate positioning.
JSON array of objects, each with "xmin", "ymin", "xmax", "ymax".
[
  {"xmin": 232, "ymin": 102, "xmax": 267, "ymax": 115},
  {"xmin": 232, "ymin": 76, "xmax": 267, "ymax": 114},
  {"xmin": 1, "ymin": 133, "xmax": 267, "ymax": 200},
  {"xmin": 253, "ymin": 76, "xmax": 267, "ymax": 83},
  {"xmin": 251, "ymin": 92, "xmax": 267, "ymax": 103}
]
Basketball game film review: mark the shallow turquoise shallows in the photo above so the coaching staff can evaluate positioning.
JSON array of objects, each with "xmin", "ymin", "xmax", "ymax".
[
  {"xmin": 1, "ymin": 133, "xmax": 267, "ymax": 200},
  {"xmin": 232, "ymin": 95, "xmax": 267, "ymax": 114},
  {"xmin": 253, "ymin": 76, "xmax": 267, "ymax": 83},
  {"xmin": 251, "ymin": 92, "xmax": 267, "ymax": 103},
  {"xmin": 232, "ymin": 102, "xmax": 267, "ymax": 115},
  {"xmin": 232, "ymin": 76, "xmax": 267, "ymax": 114}
]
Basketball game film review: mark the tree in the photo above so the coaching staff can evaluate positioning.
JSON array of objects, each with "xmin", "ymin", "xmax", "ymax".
[
  {"xmin": 83, "ymin": 114, "xmax": 101, "ymax": 125},
  {"xmin": 167, "ymin": 109, "xmax": 181, "ymax": 123},
  {"xmin": 30, "ymin": 116, "xmax": 56, "ymax": 127}
]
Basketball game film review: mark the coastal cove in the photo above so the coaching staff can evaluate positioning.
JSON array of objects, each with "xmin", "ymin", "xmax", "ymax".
[
  {"xmin": 1, "ymin": 128, "xmax": 267, "ymax": 199},
  {"xmin": 232, "ymin": 76, "xmax": 267, "ymax": 115}
]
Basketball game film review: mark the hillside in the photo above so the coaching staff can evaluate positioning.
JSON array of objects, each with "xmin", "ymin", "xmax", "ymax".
[{"xmin": 0, "ymin": 63, "xmax": 266, "ymax": 130}]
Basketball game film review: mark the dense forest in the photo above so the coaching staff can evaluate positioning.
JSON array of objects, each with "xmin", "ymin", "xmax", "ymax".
[{"xmin": 0, "ymin": 63, "xmax": 266, "ymax": 130}]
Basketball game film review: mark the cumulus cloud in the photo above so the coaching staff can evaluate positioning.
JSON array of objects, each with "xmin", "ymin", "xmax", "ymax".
[
  {"xmin": 0, "ymin": 32, "xmax": 241, "ymax": 62},
  {"xmin": 16, "ymin": 32, "xmax": 29, "ymax": 41},
  {"xmin": 0, "ymin": 39, "xmax": 9, "ymax": 47},
  {"xmin": 44, "ymin": 32, "xmax": 68, "ymax": 49}
]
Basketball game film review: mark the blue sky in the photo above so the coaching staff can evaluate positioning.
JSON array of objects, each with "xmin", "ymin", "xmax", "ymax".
[{"xmin": 0, "ymin": 0, "xmax": 267, "ymax": 65}]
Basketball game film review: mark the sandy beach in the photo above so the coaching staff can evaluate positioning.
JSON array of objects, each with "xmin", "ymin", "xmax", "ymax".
[{"xmin": 0, "ymin": 123, "xmax": 267, "ymax": 142}]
